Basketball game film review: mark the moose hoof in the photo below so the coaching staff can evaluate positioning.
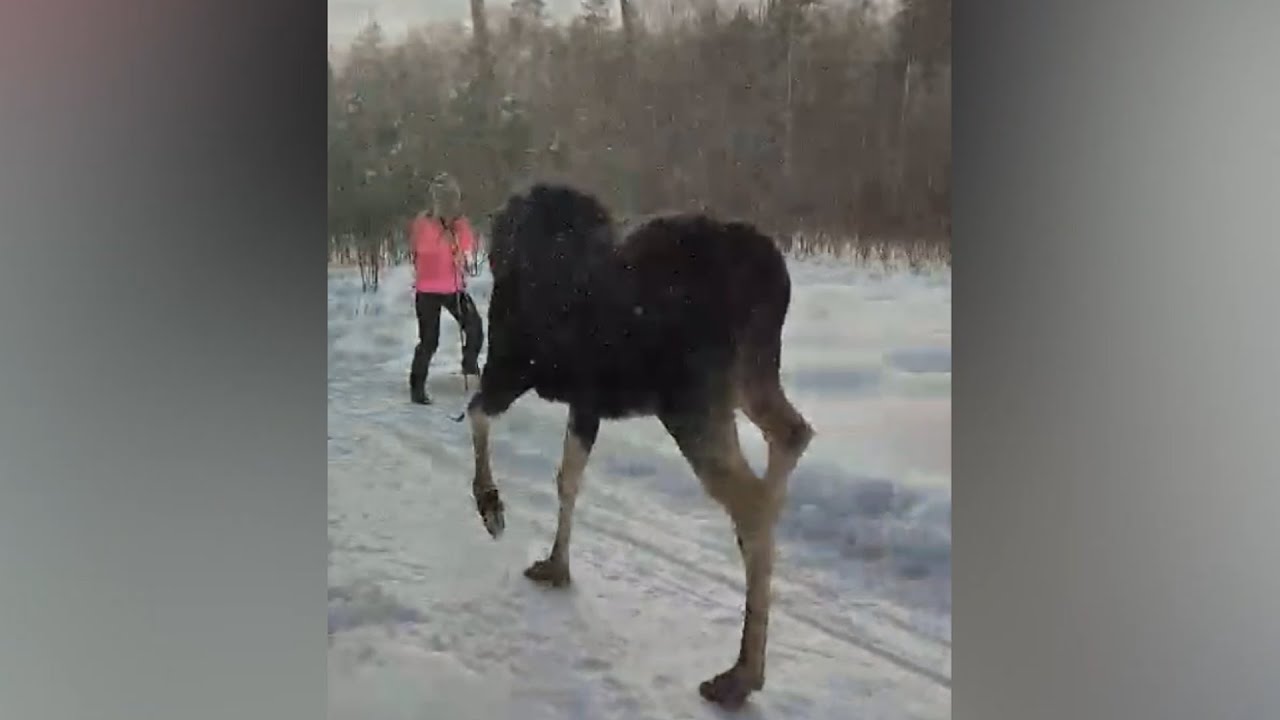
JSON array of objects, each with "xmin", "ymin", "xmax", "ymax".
[
  {"xmin": 475, "ymin": 488, "xmax": 505, "ymax": 539},
  {"xmin": 523, "ymin": 558, "xmax": 571, "ymax": 588},
  {"xmin": 698, "ymin": 665, "xmax": 761, "ymax": 710}
]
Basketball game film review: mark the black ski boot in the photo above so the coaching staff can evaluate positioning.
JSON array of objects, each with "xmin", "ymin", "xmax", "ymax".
[{"xmin": 409, "ymin": 373, "xmax": 431, "ymax": 405}]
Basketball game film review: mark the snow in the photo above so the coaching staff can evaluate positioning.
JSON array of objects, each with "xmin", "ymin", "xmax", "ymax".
[{"xmin": 328, "ymin": 256, "xmax": 951, "ymax": 719}]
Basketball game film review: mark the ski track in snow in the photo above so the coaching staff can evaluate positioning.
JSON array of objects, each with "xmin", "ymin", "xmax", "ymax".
[{"xmin": 329, "ymin": 258, "xmax": 951, "ymax": 719}]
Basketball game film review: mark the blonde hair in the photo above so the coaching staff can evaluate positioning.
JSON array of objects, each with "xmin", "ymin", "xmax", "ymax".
[{"xmin": 429, "ymin": 172, "xmax": 462, "ymax": 218}]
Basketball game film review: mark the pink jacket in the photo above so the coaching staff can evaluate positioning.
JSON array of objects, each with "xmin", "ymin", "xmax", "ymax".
[{"xmin": 409, "ymin": 214, "xmax": 476, "ymax": 294}]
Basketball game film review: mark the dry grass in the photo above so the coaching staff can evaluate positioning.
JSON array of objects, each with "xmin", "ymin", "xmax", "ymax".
[
  {"xmin": 781, "ymin": 231, "xmax": 951, "ymax": 273},
  {"xmin": 327, "ymin": 233, "xmax": 952, "ymax": 276}
]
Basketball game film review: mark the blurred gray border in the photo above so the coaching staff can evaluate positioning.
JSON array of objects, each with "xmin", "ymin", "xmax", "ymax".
[
  {"xmin": 956, "ymin": 1, "xmax": 1280, "ymax": 718},
  {"xmin": 0, "ymin": 0, "xmax": 327, "ymax": 718}
]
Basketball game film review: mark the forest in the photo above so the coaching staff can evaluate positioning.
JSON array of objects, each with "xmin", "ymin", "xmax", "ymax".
[{"xmin": 328, "ymin": 0, "xmax": 950, "ymax": 282}]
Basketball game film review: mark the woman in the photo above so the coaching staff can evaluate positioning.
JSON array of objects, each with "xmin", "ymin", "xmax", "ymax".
[{"xmin": 407, "ymin": 173, "xmax": 484, "ymax": 405}]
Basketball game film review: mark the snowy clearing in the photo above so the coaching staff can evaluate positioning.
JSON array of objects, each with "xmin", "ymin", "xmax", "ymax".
[{"xmin": 328, "ymin": 257, "xmax": 951, "ymax": 719}]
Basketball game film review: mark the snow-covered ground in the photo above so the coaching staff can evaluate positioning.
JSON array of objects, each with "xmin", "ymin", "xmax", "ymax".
[{"xmin": 328, "ymin": 257, "xmax": 951, "ymax": 719}]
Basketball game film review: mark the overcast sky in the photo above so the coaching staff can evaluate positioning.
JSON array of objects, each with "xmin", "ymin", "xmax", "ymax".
[
  {"xmin": 328, "ymin": 0, "xmax": 580, "ymax": 49},
  {"xmin": 329, "ymin": 0, "xmax": 897, "ymax": 51}
]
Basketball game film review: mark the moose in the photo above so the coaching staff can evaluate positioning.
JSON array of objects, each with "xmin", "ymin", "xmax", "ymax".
[{"xmin": 462, "ymin": 183, "xmax": 813, "ymax": 709}]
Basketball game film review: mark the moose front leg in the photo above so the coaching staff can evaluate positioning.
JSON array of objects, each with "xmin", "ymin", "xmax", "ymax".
[
  {"xmin": 468, "ymin": 406, "xmax": 505, "ymax": 539},
  {"xmin": 525, "ymin": 407, "xmax": 599, "ymax": 588},
  {"xmin": 464, "ymin": 369, "xmax": 532, "ymax": 539},
  {"xmin": 466, "ymin": 390, "xmax": 508, "ymax": 539}
]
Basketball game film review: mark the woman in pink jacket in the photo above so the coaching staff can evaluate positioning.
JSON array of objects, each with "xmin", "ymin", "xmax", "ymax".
[{"xmin": 407, "ymin": 173, "xmax": 484, "ymax": 405}]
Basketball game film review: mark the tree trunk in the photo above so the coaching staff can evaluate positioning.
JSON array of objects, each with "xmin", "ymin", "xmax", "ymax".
[
  {"xmin": 783, "ymin": 32, "xmax": 794, "ymax": 182},
  {"xmin": 619, "ymin": 0, "xmax": 636, "ymax": 65},
  {"xmin": 469, "ymin": 0, "xmax": 494, "ymax": 88},
  {"xmin": 465, "ymin": 0, "xmax": 501, "ymax": 209}
]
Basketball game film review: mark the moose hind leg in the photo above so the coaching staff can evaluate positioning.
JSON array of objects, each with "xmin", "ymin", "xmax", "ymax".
[
  {"xmin": 525, "ymin": 408, "xmax": 599, "ymax": 588},
  {"xmin": 739, "ymin": 369, "xmax": 814, "ymax": 487},
  {"xmin": 661, "ymin": 409, "xmax": 777, "ymax": 709}
]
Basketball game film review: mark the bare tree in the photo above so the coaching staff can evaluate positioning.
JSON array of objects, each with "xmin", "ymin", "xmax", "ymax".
[{"xmin": 328, "ymin": 1, "xmax": 951, "ymax": 266}]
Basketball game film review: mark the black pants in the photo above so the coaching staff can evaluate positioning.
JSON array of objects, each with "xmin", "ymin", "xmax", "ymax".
[{"xmin": 410, "ymin": 291, "xmax": 484, "ymax": 392}]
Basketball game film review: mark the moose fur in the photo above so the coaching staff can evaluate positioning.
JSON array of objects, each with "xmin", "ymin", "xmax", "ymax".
[{"xmin": 464, "ymin": 183, "xmax": 814, "ymax": 709}]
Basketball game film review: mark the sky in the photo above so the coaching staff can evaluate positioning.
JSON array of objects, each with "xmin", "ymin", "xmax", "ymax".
[
  {"xmin": 328, "ymin": 0, "xmax": 581, "ymax": 49},
  {"xmin": 328, "ymin": 0, "xmax": 898, "ymax": 51}
]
